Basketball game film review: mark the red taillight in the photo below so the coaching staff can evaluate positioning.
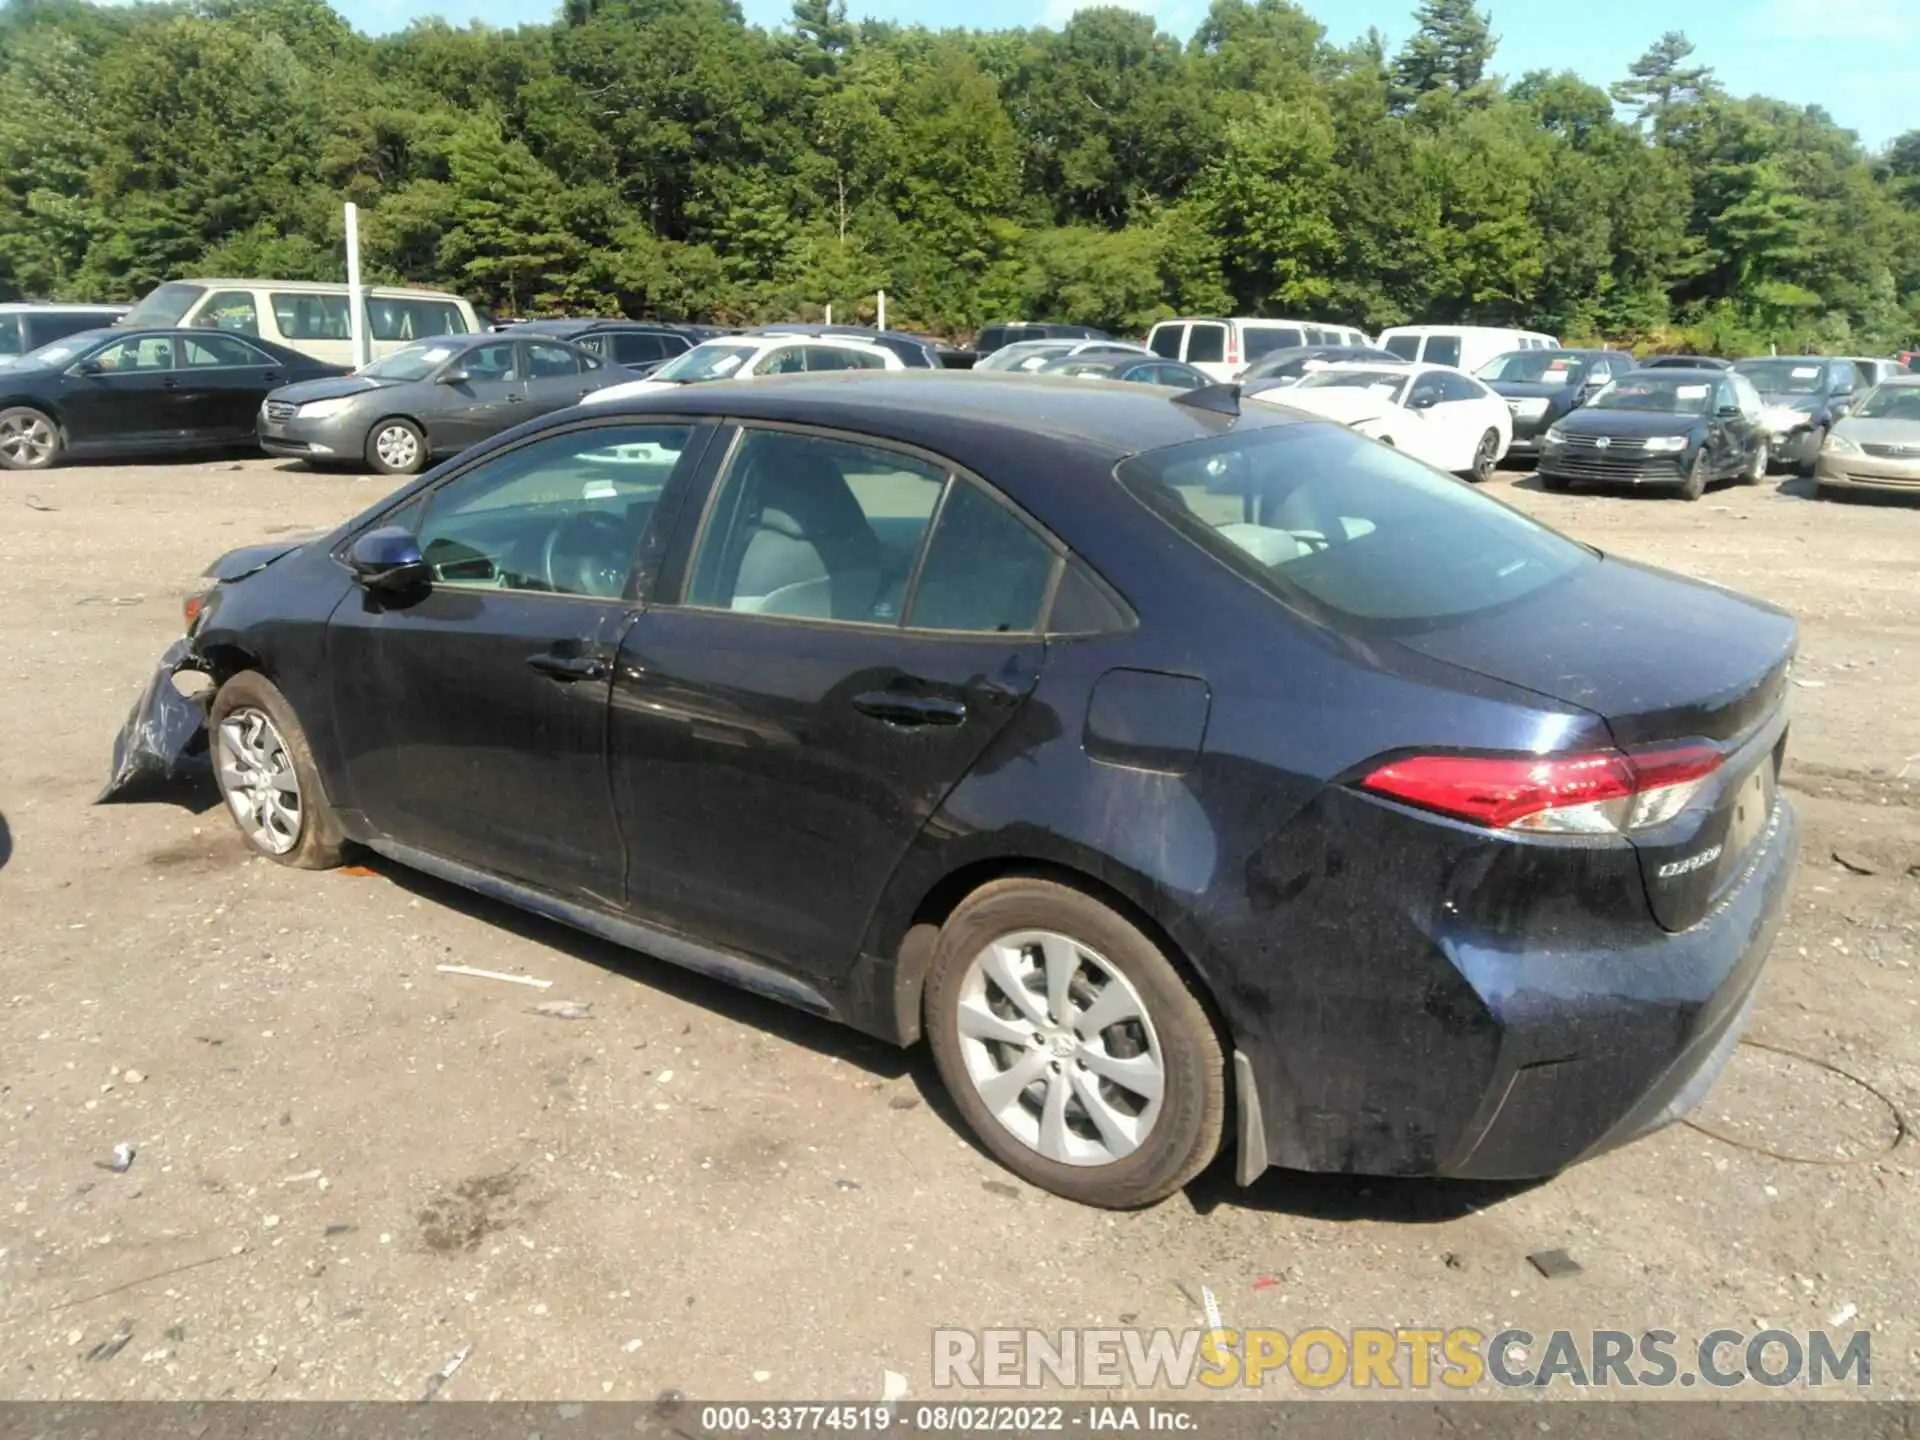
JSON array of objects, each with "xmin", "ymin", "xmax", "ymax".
[
  {"xmin": 1361, "ymin": 745, "xmax": 1722, "ymax": 835},
  {"xmin": 1226, "ymin": 335, "xmax": 1240, "ymax": 366}
]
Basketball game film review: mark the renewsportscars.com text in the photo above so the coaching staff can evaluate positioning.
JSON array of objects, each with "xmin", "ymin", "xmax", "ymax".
[{"xmin": 932, "ymin": 1327, "xmax": 1870, "ymax": 1391}]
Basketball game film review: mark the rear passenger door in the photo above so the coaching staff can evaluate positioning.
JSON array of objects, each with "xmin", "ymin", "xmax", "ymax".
[
  {"xmin": 607, "ymin": 426, "xmax": 1058, "ymax": 986},
  {"xmin": 176, "ymin": 332, "xmax": 285, "ymax": 438},
  {"xmin": 433, "ymin": 340, "xmax": 529, "ymax": 450},
  {"xmin": 522, "ymin": 340, "xmax": 597, "ymax": 416}
]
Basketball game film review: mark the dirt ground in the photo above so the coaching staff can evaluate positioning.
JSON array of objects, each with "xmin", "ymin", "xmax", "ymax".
[{"xmin": 0, "ymin": 453, "xmax": 1916, "ymax": 1405}]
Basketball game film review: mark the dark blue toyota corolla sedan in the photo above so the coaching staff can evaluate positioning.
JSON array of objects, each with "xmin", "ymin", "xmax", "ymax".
[{"xmin": 131, "ymin": 372, "xmax": 1799, "ymax": 1208}]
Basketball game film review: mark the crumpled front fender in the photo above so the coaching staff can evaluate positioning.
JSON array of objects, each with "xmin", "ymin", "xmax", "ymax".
[{"xmin": 96, "ymin": 637, "xmax": 211, "ymax": 803}]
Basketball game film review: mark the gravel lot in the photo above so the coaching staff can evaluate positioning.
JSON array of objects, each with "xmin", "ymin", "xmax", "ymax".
[{"xmin": 1, "ymin": 454, "xmax": 1916, "ymax": 1403}]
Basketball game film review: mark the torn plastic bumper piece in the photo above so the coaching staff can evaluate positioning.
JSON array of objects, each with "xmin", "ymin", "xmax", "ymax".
[{"xmin": 97, "ymin": 636, "xmax": 209, "ymax": 802}]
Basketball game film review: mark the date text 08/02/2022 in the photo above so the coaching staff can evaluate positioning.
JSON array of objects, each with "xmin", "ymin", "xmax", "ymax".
[{"xmin": 698, "ymin": 1405, "xmax": 1192, "ymax": 1432}]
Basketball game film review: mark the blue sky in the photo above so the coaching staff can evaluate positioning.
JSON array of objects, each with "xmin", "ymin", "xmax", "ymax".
[{"xmin": 337, "ymin": 0, "xmax": 1917, "ymax": 151}]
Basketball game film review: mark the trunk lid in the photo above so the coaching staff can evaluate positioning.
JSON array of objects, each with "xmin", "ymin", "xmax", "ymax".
[{"xmin": 1394, "ymin": 555, "xmax": 1796, "ymax": 930}]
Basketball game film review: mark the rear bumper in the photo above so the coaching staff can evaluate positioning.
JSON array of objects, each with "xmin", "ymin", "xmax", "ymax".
[{"xmin": 1231, "ymin": 791, "xmax": 1798, "ymax": 1182}]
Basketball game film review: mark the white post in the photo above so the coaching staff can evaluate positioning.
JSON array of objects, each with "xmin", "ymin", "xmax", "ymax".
[
  {"xmin": 825, "ymin": 303, "xmax": 833, "ymax": 326},
  {"xmin": 877, "ymin": 290, "xmax": 886, "ymax": 331},
  {"xmin": 345, "ymin": 202, "xmax": 370, "ymax": 371}
]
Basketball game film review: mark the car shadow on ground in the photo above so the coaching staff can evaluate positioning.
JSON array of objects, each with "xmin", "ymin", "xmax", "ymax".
[
  {"xmin": 0, "ymin": 810, "xmax": 10, "ymax": 872},
  {"xmin": 364, "ymin": 853, "xmax": 912, "ymax": 1079},
  {"xmin": 1777, "ymin": 474, "xmax": 1919, "ymax": 507},
  {"xmin": 1187, "ymin": 1156, "xmax": 1543, "ymax": 1223}
]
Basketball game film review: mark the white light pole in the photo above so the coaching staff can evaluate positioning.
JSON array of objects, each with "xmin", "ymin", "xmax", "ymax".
[
  {"xmin": 876, "ymin": 289, "xmax": 886, "ymax": 331},
  {"xmin": 345, "ymin": 202, "xmax": 370, "ymax": 371}
]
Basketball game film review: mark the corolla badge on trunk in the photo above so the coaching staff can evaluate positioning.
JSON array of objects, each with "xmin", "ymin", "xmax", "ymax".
[{"xmin": 1657, "ymin": 844, "xmax": 1723, "ymax": 880}]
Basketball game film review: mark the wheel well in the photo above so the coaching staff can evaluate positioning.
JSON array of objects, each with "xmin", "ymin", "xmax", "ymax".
[
  {"xmin": 891, "ymin": 857, "xmax": 1229, "ymax": 1049},
  {"xmin": 197, "ymin": 643, "xmax": 264, "ymax": 686}
]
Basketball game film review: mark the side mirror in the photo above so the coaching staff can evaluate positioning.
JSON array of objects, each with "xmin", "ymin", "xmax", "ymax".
[
  {"xmin": 74, "ymin": 358, "xmax": 103, "ymax": 376},
  {"xmin": 437, "ymin": 367, "xmax": 471, "ymax": 386},
  {"xmin": 1716, "ymin": 404, "xmax": 1742, "ymax": 419},
  {"xmin": 345, "ymin": 526, "xmax": 429, "ymax": 592}
]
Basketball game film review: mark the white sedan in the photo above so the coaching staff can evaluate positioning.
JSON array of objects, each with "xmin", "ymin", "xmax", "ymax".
[
  {"xmin": 1255, "ymin": 361, "xmax": 1513, "ymax": 480},
  {"xmin": 584, "ymin": 334, "xmax": 904, "ymax": 405}
]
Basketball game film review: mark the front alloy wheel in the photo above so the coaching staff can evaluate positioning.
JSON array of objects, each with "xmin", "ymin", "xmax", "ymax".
[
  {"xmin": 0, "ymin": 406, "xmax": 60, "ymax": 470},
  {"xmin": 956, "ymin": 931, "xmax": 1165, "ymax": 1167},
  {"xmin": 215, "ymin": 708, "xmax": 303, "ymax": 854},
  {"xmin": 1468, "ymin": 428, "xmax": 1500, "ymax": 482}
]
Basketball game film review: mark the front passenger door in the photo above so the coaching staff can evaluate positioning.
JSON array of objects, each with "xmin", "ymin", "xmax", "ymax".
[
  {"xmin": 61, "ymin": 334, "xmax": 184, "ymax": 449},
  {"xmin": 327, "ymin": 420, "xmax": 709, "ymax": 901},
  {"xmin": 431, "ymin": 340, "xmax": 528, "ymax": 452}
]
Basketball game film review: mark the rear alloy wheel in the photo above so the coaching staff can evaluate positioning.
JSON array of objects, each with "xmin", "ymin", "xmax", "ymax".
[
  {"xmin": 1743, "ymin": 439, "xmax": 1770, "ymax": 485},
  {"xmin": 366, "ymin": 418, "xmax": 427, "ymax": 476},
  {"xmin": 1678, "ymin": 449, "xmax": 1707, "ymax": 501},
  {"xmin": 1468, "ymin": 428, "xmax": 1500, "ymax": 482},
  {"xmin": 209, "ymin": 672, "xmax": 346, "ymax": 869},
  {"xmin": 0, "ymin": 406, "xmax": 61, "ymax": 471},
  {"xmin": 925, "ymin": 878, "xmax": 1225, "ymax": 1208}
]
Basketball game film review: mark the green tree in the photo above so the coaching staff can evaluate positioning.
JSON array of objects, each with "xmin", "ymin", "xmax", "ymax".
[{"xmin": 1391, "ymin": 0, "xmax": 1496, "ymax": 107}]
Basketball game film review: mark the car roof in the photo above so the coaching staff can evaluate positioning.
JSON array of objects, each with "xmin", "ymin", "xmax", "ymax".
[
  {"xmin": 754, "ymin": 324, "xmax": 929, "ymax": 344},
  {"xmin": 584, "ymin": 371, "xmax": 1305, "ymax": 466},
  {"xmin": 1623, "ymin": 365, "xmax": 1725, "ymax": 379},
  {"xmin": 178, "ymin": 278, "xmax": 462, "ymax": 299},
  {"xmin": 0, "ymin": 301, "xmax": 125, "ymax": 313},
  {"xmin": 695, "ymin": 333, "xmax": 897, "ymax": 359},
  {"xmin": 1315, "ymin": 359, "xmax": 1433, "ymax": 375}
]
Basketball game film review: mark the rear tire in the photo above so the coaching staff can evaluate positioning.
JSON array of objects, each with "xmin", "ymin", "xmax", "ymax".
[
  {"xmin": 924, "ymin": 878, "xmax": 1226, "ymax": 1209},
  {"xmin": 1678, "ymin": 449, "xmax": 1707, "ymax": 501},
  {"xmin": 365, "ymin": 417, "xmax": 428, "ymax": 476},
  {"xmin": 208, "ymin": 672, "xmax": 347, "ymax": 870},
  {"xmin": 0, "ymin": 406, "xmax": 62, "ymax": 471}
]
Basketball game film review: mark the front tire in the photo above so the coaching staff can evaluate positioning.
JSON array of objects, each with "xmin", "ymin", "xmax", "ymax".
[
  {"xmin": 1743, "ymin": 439, "xmax": 1769, "ymax": 485},
  {"xmin": 1678, "ymin": 449, "xmax": 1707, "ymax": 501},
  {"xmin": 1797, "ymin": 429, "xmax": 1825, "ymax": 479},
  {"xmin": 208, "ymin": 672, "xmax": 347, "ymax": 869},
  {"xmin": 0, "ymin": 406, "xmax": 62, "ymax": 471},
  {"xmin": 924, "ymin": 878, "xmax": 1226, "ymax": 1209},
  {"xmin": 366, "ymin": 418, "xmax": 428, "ymax": 475}
]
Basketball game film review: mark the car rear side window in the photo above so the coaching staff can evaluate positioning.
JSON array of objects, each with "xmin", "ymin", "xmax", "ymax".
[
  {"xmin": 181, "ymin": 334, "xmax": 267, "ymax": 367},
  {"xmin": 611, "ymin": 333, "xmax": 670, "ymax": 365},
  {"xmin": 1423, "ymin": 335, "xmax": 1463, "ymax": 368},
  {"xmin": 1148, "ymin": 325, "xmax": 1185, "ymax": 359},
  {"xmin": 1117, "ymin": 421, "xmax": 1591, "ymax": 626},
  {"xmin": 1383, "ymin": 334, "xmax": 1421, "ymax": 360},
  {"xmin": 526, "ymin": 342, "xmax": 579, "ymax": 378},
  {"xmin": 368, "ymin": 298, "xmax": 465, "ymax": 342},
  {"xmin": 272, "ymin": 292, "xmax": 351, "ymax": 341},
  {"xmin": 1186, "ymin": 324, "xmax": 1226, "ymax": 363},
  {"xmin": 686, "ymin": 430, "xmax": 946, "ymax": 624},
  {"xmin": 1244, "ymin": 327, "xmax": 1303, "ymax": 358},
  {"xmin": 906, "ymin": 479, "xmax": 1057, "ymax": 634}
]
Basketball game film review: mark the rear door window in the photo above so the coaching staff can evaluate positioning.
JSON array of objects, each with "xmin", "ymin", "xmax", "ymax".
[
  {"xmin": 1116, "ymin": 421, "xmax": 1590, "ymax": 626},
  {"xmin": 906, "ymin": 479, "xmax": 1058, "ymax": 634},
  {"xmin": 272, "ymin": 292, "xmax": 351, "ymax": 341},
  {"xmin": 0, "ymin": 315, "xmax": 19, "ymax": 358},
  {"xmin": 181, "ymin": 334, "xmax": 270, "ymax": 367},
  {"xmin": 1423, "ymin": 334, "xmax": 1463, "ymax": 368},
  {"xmin": 526, "ymin": 342, "xmax": 580, "ymax": 378},
  {"xmin": 1148, "ymin": 324, "xmax": 1185, "ymax": 359},
  {"xmin": 610, "ymin": 333, "xmax": 668, "ymax": 365},
  {"xmin": 1383, "ymin": 334, "xmax": 1421, "ymax": 361},
  {"xmin": 1244, "ymin": 327, "xmax": 1303, "ymax": 358},
  {"xmin": 1186, "ymin": 324, "xmax": 1227, "ymax": 364},
  {"xmin": 368, "ymin": 298, "xmax": 466, "ymax": 342}
]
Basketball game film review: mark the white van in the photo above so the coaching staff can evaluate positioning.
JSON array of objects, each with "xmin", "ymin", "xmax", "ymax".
[
  {"xmin": 1145, "ymin": 316, "xmax": 1372, "ymax": 382},
  {"xmin": 121, "ymin": 279, "xmax": 480, "ymax": 367},
  {"xmin": 1376, "ymin": 325, "xmax": 1559, "ymax": 373}
]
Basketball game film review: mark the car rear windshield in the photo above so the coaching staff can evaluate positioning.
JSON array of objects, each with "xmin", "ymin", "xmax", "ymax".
[
  {"xmin": 124, "ymin": 282, "xmax": 205, "ymax": 328},
  {"xmin": 1855, "ymin": 384, "xmax": 1920, "ymax": 421},
  {"xmin": 1477, "ymin": 351, "xmax": 1589, "ymax": 384},
  {"xmin": 1590, "ymin": 376, "xmax": 1713, "ymax": 415},
  {"xmin": 1116, "ymin": 421, "xmax": 1591, "ymax": 626}
]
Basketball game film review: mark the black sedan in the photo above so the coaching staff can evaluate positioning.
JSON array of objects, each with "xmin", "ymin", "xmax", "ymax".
[
  {"xmin": 0, "ymin": 328, "xmax": 342, "ymax": 471},
  {"xmin": 1733, "ymin": 356, "xmax": 1867, "ymax": 476},
  {"xmin": 1538, "ymin": 368, "xmax": 1770, "ymax": 499},
  {"xmin": 1037, "ymin": 356, "xmax": 1209, "ymax": 389},
  {"xmin": 1475, "ymin": 347, "xmax": 1637, "ymax": 459},
  {"xmin": 1643, "ymin": 355, "xmax": 1731, "ymax": 371},
  {"xmin": 259, "ymin": 333, "xmax": 620, "ymax": 474},
  {"xmin": 120, "ymin": 373, "xmax": 1798, "ymax": 1207}
]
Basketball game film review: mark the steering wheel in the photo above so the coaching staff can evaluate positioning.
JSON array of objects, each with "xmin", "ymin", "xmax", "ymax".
[{"xmin": 541, "ymin": 510, "xmax": 631, "ymax": 597}]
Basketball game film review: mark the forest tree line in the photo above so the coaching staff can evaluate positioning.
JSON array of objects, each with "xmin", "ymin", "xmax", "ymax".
[{"xmin": 2, "ymin": 0, "xmax": 1918, "ymax": 350}]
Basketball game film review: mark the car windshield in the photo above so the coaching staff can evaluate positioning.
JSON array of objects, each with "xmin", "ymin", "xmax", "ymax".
[
  {"xmin": 654, "ymin": 343, "xmax": 760, "ymax": 382},
  {"xmin": 1295, "ymin": 368, "xmax": 1410, "ymax": 404},
  {"xmin": 1854, "ymin": 384, "xmax": 1920, "ymax": 422},
  {"xmin": 123, "ymin": 282, "xmax": 205, "ymax": 328},
  {"xmin": 360, "ymin": 342, "xmax": 461, "ymax": 381},
  {"xmin": 1589, "ymin": 377, "xmax": 1714, "ymax": 415},
  {"xmin": 1477, "ymin": 351, "xmax": 1590, "ymax": 385},
  {"xmin": 1734, "ymin": 359, "xmax": 1828, "ymax": 395},
  {"xmin": 1117, "ymin": 421, "xmax": 1591, "ymax": 626}
]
